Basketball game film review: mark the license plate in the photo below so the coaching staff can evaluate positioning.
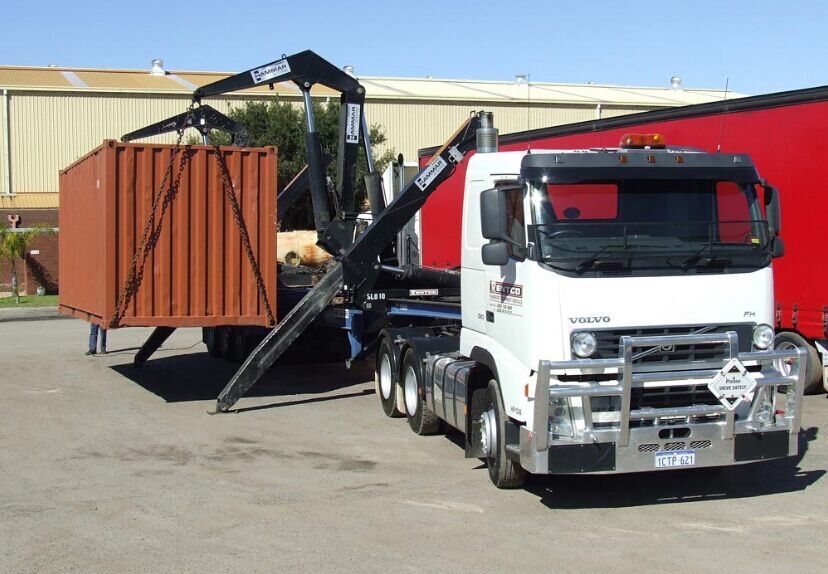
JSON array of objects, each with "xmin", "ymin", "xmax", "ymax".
[{"xmin": 655, "ymin": 450, "xmax": 695, "ymax": 469}]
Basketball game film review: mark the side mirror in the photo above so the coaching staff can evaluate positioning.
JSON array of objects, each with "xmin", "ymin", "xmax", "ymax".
[
  {"xmin": 763, "ymin": 183, "xmax": 781, "ymax": 236},
  {"xmin": 480, "ymin": 188, "xmax": 508, "ymax": 240},
  {"xmin": 482, "ymin": 241, "xmax": 510, "ymax": 266},
  {"xmin": 771, "ymin": 236, "xmax": 785, "ymax": 258}
]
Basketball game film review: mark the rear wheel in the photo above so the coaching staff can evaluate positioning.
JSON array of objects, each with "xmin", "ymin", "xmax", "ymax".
[
  {"xmin": 203, "ymin": 327, "xmax": 221, "ymax": 358},
  {"xmin": 215, "ymin": 326, "xmax": 231, "ymax": 362},
  {"xmin": 480, "ymin": 379, "xmax": 526, "ymax": 489},
  {"xmin": 401, "ymin": 349, "xmax": 441, "ymax": 435},
  {"xmin": 376, "ymin": 338, "xmax": 403, "ymax": 418},
  {"xmin": 226, "ymin": 327, "xmax": 247, "ymax": 364},
  {"xmin": 775, "ymin": 331, "xmax": 823, "ymax": 394}
]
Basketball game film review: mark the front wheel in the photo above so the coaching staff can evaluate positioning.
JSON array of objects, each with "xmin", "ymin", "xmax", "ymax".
[{"xmin": 481, "ymin": 379, "xmax": 527, "ymax": 489}]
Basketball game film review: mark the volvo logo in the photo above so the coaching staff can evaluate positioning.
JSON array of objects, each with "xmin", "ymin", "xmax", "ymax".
[{"xmin": 568, "ymin": 316, "xmax": 610, "ymax": 324}]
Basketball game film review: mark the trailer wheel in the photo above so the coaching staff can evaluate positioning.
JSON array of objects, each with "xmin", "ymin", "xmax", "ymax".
[
  {"xmin": 775, "ymin": 332, "xmax": 823, "ymax": 394},
  {"xmin": 226, "ymin": 327, "xmax": 246, "ymax": 364},
  {"xmin": 203, "ymin": 327, "xmax": 221, "ymax": 358},
  {"xmin": 376, "ymin": 337, "xmax": 403, "ymax": 418},
  {"xmin": 215, "ymin": 326, "xmax": 231, "ymax": 361},
  {"xmin": 481, "ymin": 379, "xmax": 526, "ymax": 489},
  {"xmin": 401, "ymin": 349, "xmax": 441, "ymax": 435}
]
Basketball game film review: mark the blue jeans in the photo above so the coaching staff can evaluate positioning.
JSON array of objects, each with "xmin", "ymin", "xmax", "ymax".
[{"xmin": 89, "ymin": 323, "xmax": 107, "ymax": 352}]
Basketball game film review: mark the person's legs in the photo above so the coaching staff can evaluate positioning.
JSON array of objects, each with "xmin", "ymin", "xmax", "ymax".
[
  {"xmin": 100, "ymin": 328, "xmax": 107, "ymax": 353},
  {"xmin": 87, "ymin": 324, "xmax": 98, "ymax": 355}
]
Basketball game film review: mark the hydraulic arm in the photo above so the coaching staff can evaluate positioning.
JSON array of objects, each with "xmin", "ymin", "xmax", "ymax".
[
  {"xmin": 214, "ymin": 111, "xmax": 487, "ymax": 412},
  {"xmin": 121, "ymin": 104, "xmax": 250, "ymax": 146},
  {"xmin": 193, "ymin": 50, "xmax": 369, "ymax": 255}
]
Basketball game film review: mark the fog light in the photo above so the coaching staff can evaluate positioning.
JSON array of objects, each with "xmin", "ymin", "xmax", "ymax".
[
  {"xmin": 571, "ymin": 331, "xmax": 597, "ymax": 358},
  {"xmin": 549, "ymin": 397, "xmax": 575, "ymax": 438},
  {"xmin": 752, "ymin": 324, "xmax": 774, "ymax": 349}
]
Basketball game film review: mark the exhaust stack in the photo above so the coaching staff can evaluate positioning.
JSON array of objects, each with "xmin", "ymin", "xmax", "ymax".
[{"xmin": 476, "ymin": 112, "xmax": 498, "ymax": 153}]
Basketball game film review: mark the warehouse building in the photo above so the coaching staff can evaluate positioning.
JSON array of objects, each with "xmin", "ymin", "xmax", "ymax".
[{"xmin": 0, "ymin": 61, "xmax": 738, "ymax": 294}]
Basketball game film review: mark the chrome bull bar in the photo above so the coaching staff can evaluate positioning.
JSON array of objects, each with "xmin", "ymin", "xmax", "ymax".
[{"xmin": 531, "ymin": 332, "xmax": 807, "ymax": 455}]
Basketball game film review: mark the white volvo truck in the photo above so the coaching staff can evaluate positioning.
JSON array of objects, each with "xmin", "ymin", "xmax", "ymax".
[
  {"xmin": 117, "ymin": 52, "xmax": 806, "ymax": 490},
  {"xmin": 375, "ymin": 132, "xmax": 806, "ymax": 488}
]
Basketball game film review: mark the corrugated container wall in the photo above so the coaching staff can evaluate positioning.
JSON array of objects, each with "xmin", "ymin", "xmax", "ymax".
[{"xmin": 58, "ymin": 141, "xmax": 277, "ymax": 328}]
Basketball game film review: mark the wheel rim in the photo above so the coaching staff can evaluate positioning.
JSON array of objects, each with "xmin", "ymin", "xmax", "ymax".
[
  {"xmin": 379, "ymin": 354, "xmax": 393, "ymax": 400},
  {"xmin": 480, "ymin": 408, "xmax": 497, "ymax": 458},
  {"xmin": 404, "ymin": 365, "xmax": 419, "ymax": 416},
  {"xmin": 776, "ymin": 341, "xmax": 797, "ymax": 376}
]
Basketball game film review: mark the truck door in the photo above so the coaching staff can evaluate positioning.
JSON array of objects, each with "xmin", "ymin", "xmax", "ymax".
[{"xmin": 483, "ymin": 185, "xmax": 532, "ymax": 365}]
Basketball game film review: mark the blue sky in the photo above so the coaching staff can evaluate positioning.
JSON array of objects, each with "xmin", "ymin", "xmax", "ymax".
[{"xmin": 1, "ymin": 0, "xmax": 823, "ymax": 95}]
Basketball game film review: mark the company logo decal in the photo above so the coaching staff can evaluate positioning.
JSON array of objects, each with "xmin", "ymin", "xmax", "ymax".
[
  {"xmin": 568, "ymin": 316, "xmax": 610, "ymax": 324},
  {"xmin": 345, "ymin": 103, "xmax": 361, "ymax": 144},
  {"xmin": 488, "ymin": 281, "xmax": 523, "ymax": 317},
  {"xmin": 414, "ymin": 157, "xmax": 447, "ymax": 191},
  {"xmin": 250, "ymin": 59, "xmax": 291, "ymax": 84}
]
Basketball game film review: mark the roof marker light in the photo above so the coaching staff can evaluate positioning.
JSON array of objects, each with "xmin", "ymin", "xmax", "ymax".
[{"xmin": 619, "ymin": 133, "xmax": 667, "ymax": 149}]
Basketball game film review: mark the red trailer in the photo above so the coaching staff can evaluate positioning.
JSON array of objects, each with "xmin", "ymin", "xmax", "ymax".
[{"xmin": 418, "ymin": 86, "xmax": 828, "ymax": 393}]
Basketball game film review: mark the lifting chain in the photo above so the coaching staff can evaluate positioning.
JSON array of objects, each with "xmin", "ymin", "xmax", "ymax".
[
  {"xmin": 109, "ymin": 104, "xmax": 195, "ymax": 328},
  {"xmin": 212, "ymin": 144, "xmax": 276, "ymax": 326}
]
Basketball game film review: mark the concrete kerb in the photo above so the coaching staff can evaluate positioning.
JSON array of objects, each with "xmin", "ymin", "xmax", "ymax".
[{"xmin": 0, "ymin": 306, "xmax": 67, "ymax": 323}]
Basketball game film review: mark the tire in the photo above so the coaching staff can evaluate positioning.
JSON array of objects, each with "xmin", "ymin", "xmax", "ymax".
[
  {"xmin": 775, "ymin": 331, "xmax": 823, "ymax": 395},
  {"xmin": 226, "ymin": 327, "xmax": 247, "ymax": 364},
  {"xmin": 204, "ymin": 327, "xmax": 221, "ymax": 358},
  {"xmin": 375, "ymin": 337, "xmax": 403, "ymax": 418},
  {"xmin": 401, "ymin": 349, "xmax": 441, "ymax": 435},
  {"xmin": 215, "ymin": 326, "xmax": 231, "ymax": 362},
  {"xmin": 481, "ymin": 379, "xmax": 527, "ymax": 489}
]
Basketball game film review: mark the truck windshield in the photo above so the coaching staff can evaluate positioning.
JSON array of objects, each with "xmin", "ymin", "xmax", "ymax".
[{"xmin": 529, "ymin": 179, "xmax": 771, "ymax": 274}]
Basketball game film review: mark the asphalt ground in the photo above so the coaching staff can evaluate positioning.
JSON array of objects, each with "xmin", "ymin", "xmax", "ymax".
[{"xmin": 1, "ymin": 318, "xmax": 826, "ymax": 573}]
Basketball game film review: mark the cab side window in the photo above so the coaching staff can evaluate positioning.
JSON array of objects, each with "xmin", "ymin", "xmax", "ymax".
[{"xmin": 504, "ymin": 187, "xmax": 525, "ymax": 259}]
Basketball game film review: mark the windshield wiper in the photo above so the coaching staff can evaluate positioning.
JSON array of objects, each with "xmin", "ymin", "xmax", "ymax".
[
  {"xmin": 677, "ymin": 248, "xmax": 734, "ymax": 271},
  {"xmin": 574, "ymin": 245, "xmax": 629, "ymax": 274}
]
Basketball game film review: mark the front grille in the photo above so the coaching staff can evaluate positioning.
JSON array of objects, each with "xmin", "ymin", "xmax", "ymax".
[
  {"xmin": 631, "ymin": 384, "xmax": 720, "ymax": 410},
  {"xmin": 637, "ymin": 440, "xmax": 713, "ymax": 453},
  {"xmin": 585, "ymin": 324, "xmax": 753, "ymax": 365}
]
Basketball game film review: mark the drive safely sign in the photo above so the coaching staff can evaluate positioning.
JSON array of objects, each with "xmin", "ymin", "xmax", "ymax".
[{"xmin": 708, "ymin": 358, "xmax": 757, "ymax": 410}]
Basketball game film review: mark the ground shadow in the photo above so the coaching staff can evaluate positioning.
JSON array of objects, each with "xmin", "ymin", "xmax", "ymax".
[
  {"xmin": 524, "ymin": 427, "xmax": 823, "ymax": 509},
  {"xmin": 110, "ymin": 351, "xmax": 374, "ymax": 405}
]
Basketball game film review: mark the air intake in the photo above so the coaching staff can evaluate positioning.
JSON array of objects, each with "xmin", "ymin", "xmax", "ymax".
[{"xmin": 476, "ymin": 112, "xmax": 498, "ymax": 153}]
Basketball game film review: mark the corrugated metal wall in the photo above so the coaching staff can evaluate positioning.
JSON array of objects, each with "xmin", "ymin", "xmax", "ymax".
[
  {"xmin": 365, "ymin": 100, "xmax": 648, "ymax": 160},
  {"xmin": 4, "ymin": 89, "xmax": 657, "ymax": 195},
  {"xmin": 7, "ymin": 91, "xmax": 275, "ymax": 194},
  {"xmin": 1, "ymin": 90, "xmax": 8, "ymax": 195}
]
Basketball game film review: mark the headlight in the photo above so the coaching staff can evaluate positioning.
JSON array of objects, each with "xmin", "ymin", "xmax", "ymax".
[
  {"xmin": 571, "ymin": 331, "xmax": 597, "ymax": 358},
  {"xmin": 752, "ymin": 324, "xmax": 774, "ymax": 349}
]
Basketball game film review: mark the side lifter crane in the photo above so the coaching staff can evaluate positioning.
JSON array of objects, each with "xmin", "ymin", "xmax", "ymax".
[
  {"xmin": 120, "ymin": 50, "xmax": 490, "ymax": 413},
  {"xmin": 186, "ymin": 50, "xmax": 488, "ymax": 412}
]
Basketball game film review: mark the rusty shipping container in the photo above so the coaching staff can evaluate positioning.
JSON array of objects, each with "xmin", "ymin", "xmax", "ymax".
[{"xmin": 59, "ymin": 140, "xmax": 278, "ymax": 328}]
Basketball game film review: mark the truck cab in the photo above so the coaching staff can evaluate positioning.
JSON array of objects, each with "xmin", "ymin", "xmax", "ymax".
[{"xmin": 445, "ymin": 135, "xmax": 803, "ymax": 485}]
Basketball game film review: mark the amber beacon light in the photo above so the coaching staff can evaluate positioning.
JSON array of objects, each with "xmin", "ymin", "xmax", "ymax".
[{"xmin": 619, "ymin": 133, "xmax": 667, "ymax": 149}]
